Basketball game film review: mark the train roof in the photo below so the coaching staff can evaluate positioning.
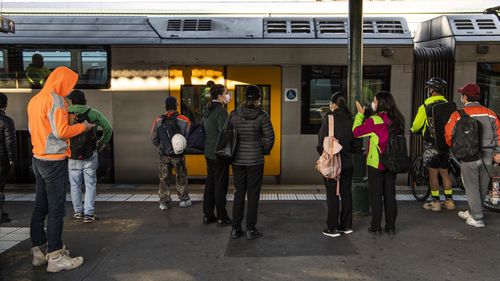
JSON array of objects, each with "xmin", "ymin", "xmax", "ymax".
[
  {"xmin": 0, "ymin": 16, "xmax": 414, "ymax": 46},
  {"xmin": 414, "ymin": 14, "xmax": 500, "ymax": 43}
]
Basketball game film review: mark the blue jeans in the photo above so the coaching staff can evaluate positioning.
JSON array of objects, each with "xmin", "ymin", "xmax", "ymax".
[
  {"xmin": 69, "ymin": 152, "xmax": 98, "ymax": 216},
  {"xmin": 30, "ymin": 158, "xmax": 68, "ymax": 253}
]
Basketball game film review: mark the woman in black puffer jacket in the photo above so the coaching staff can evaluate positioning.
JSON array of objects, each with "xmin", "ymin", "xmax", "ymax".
[{"xmin": 229, "ymin": 85, "xmax": 275, "ymax": 240}]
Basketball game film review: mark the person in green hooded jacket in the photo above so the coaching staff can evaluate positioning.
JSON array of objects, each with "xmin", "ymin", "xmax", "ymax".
[
  {"xmin": 67, "ymin": 89, "xmax": 112, "ymax": 223},
  {"xmin": 202, "ymin": 82, "xmax": 232, "ymax": 227}
]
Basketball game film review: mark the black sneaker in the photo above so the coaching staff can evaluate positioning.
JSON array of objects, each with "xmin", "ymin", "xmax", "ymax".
[
  {"xmin": 368, "ymin": 227, "xmax": 383, "ymax": 236},
  {"xmin": 230, "ymin": 227, "xmax": 244, "ymax": 240},
  {"xmin": 217, "ymin": 217, "xmax": 232, "ymax": 227},
  {"xmin": 322, "ymin": 228, "xmax": 341, "ymax": 238},
  {"xmin": 246, "ymin": 229, "xmax": 263, "ymax": 240},
  {"xmin": 339, "ymin": 228, "xmax": 354, "ymax": 235},
  {"xmin": 83, "ymin": 214, "xmax": 97, "ymax": 223},
  {"xmin": 73, "ymin": 212, "xmax": 84, "ymax": 219},
  {"xmin": 203, "ymin": 216, "xmax": 217, "ymax": 225}
]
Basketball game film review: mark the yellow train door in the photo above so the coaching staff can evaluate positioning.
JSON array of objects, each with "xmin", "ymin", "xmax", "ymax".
[
  {"xmin": 168, "ymin": 65, "xmax": 281, "ymax": 177},
  {"xmin": 226, "ymin": 66, "xmax": 281, "ymax": 176}
]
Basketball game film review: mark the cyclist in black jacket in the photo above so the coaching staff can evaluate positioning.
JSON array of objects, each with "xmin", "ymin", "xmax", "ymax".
[{"xmin": 0, "ymin": 92, "xmax": 16, "ymax": 224}]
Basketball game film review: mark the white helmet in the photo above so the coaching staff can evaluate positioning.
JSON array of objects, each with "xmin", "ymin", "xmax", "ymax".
[{"xmin": 172, "ymin": 134, "xmax": 187, "ymax": 155}]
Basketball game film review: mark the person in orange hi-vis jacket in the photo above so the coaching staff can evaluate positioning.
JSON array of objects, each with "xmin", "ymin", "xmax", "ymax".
[
  {"xmin": 445, "ymin": 83, "xmax": 500, "ymax": 229},
  {"xmin": 28, "ymin": 66, "xmax": 94, "ymax": 273}
]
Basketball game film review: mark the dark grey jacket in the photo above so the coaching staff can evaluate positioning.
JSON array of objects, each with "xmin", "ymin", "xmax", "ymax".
[
  {"xmin": 230, "ymin": 106, "xmax": 274, "ymax": 166},
  {"xmin": 0, "ymin": 110, "xmax": 16, "ymax": 163}
]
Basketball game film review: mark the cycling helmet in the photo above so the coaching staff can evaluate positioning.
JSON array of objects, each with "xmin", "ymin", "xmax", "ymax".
[
  {"xmin": 425, "ymin": 77, "xmax": 447, "ymax": 94},
  {"xmin": 172, "ymin": 134, "xmax": 187, "ymax": 155}
]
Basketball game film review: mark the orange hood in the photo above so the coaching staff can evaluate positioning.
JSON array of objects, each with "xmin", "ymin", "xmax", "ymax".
[{"xmin": 42, "ymin": 66, "xmax": 78, "ymax": 97}]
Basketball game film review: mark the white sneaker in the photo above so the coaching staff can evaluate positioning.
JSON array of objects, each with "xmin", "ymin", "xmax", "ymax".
[
  {"xmin": 458, "ymin": 210, "xmax": 472, "ymax": 220},
  {"xmin": 46, "ymin": 248, "xmax": 84, "ymax": 273},
  {"xmin": 465, "ymin": 217, "xmax": 485, "ymax": 228},
  {"xmin": 31, "ymin": 245, "xmax": 47, "ymax": 266},
  {"xmin": 179, "ymin": 199, "xmax": 192, "ymax": 208},
  {"xmin": 159, "ymin": 202, "xmax": 170, "ymax": 210}
]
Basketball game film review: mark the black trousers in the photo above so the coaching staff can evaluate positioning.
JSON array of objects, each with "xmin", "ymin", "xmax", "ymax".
[
  {"xmin": 203, "ymin": 157, "xmax": 229, "ymax": 219},
  {"xmin": 367, "ymin": 166, "xmax": 397, "ymax": 231},
  {"xmin": 324, "ymin": 167, "xmax": 353, "ymax": 230},
  {"xmin": 232, "ymin": 164, "xmax": 264, "ymax": 230},
  {"xmin": 0, "ymin": 161, "xmax": 11, "ymax": 217}
]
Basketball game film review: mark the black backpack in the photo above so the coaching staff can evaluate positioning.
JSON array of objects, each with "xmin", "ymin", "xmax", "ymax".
[
  {"xmin": 380, "ymin": 133, "xmax": 411, "ymax": 174},
  {"xmin": 157, "ymin": 114, "xmax": 181, "ymax": 156},
  {"xmin": 425, "ymin": 101, "xmax": 457, "ymax": 151},
  {"xmin": 451, "ymin": 110, "xmax": 482, "ymax": 162},
  {"xmin": 69, "ymin": 108, "xmax": 96, "ymax": 160},
  {"xmin": 185, "ymin": 122, "xmax": 205, "ymax": 154}
]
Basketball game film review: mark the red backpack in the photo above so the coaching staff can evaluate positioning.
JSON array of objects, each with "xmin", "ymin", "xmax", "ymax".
[{"xmin": 316, "ymin": 115, "xmax": 343, "ymax": 195}]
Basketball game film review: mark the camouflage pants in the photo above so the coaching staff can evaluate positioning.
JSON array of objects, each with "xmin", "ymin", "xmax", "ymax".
[{"xmin": 158, "ymin": 154, "xmax": 190, "ymax": 203}]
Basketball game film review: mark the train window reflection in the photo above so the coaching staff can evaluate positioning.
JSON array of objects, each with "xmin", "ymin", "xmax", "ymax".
[
  {"xmin": 301, "ymin": 65, "xmax": 390, "ymax": 134},
  {"xmin": 234, "ymin": 85, "xmax": 271, "ymax": 116},
  {"xmin": 180, "ymin": 84, "xmax": 211, "ymax": 124},
  {"xmin": 477, "ymin": 63, "xmax": 500, "ymax": 114}
]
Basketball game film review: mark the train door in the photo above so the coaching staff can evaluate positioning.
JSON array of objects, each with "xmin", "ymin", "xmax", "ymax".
[
  {"xmin": 168, "ymin": 66, "xmax": 225, "ymax": 175},
  {"xmin": 168, "ymin": 65, "xmax": 281, "ymax": 177},
  {"xmin": 227, "ymin": 66, "xmax": 281, "ymax": 176}
]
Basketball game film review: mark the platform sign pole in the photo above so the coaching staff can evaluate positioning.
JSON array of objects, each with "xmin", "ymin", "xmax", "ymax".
[{"xmin": 348, "ymin": 0, "xmax": 370, "ymax": 215}]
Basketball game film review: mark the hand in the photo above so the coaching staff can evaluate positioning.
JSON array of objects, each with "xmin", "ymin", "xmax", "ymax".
[
  {"xmin": 355, "ymin": 101, "xmax": 365, "ymax": 115},
  {"xmin": 83, "ymin": 120, "xmax": 95, "ymax": 132},
  {"xmin": 9, "ymin": 161, "xmax": 13, "ymax": 166},
  {"xmin": 97, "ymin": 141, "xmax": 106, "ymax": 152},
  {"xmin": 494, "ymin": 153, "xmax": 500, "ymax": 163}
]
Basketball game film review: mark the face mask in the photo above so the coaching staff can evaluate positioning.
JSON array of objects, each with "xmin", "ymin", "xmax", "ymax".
[
  {"xmin": 371, "ymin": 102, "xmax": 377, "ymax": 112},
  {"xmin": 224, "ymin": 94, "xmax": 231, "ymax": 103}
]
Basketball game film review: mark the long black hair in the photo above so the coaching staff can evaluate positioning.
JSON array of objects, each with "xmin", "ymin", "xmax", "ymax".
[
  {"xmin": 375, "ymin": 91, "xmax": 405, "ymax": 134},
  {"xmin": 330, "ymin": 92, "xmax": 352, "ymax": 117}
]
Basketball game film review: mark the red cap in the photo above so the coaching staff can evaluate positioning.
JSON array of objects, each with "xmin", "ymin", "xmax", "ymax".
[{"xmin": 458, "ymin": 83, "xmax": 481, "ymax": 97}]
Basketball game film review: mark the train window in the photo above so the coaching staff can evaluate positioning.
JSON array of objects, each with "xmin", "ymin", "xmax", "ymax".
[
  {"xmin": 19, "ymin": 48, "xmax": 110, "ymax": 89},
  {"xmin": 234, "ymin": 85, "xmax": 271, "ymax": 116},
  {"xmin": 79, "ymin": 50, "xmax": 109, "ymax": 87},
  {"xmin": 301, "ymin": 65, "xmax": 390, "ymax": 134},
  {"xmin": 22, "ymin": 50, "xmax": 71, "ymax": 88},
  {"xmin": 0, "ymin": 49, "xmax": 15, "ymax": 89},
  {"xmin": 180, "ymin": 84, "xmax": 211, "ymax": 124},
  {"xmin": 477, "ymin": 63, "xmax": 500, "ymax": 114}
]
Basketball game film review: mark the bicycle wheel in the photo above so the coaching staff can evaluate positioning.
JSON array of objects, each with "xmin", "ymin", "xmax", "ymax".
[{"xmin": 409, "ymin": 156, "xmax": 431, "ymax": 201}]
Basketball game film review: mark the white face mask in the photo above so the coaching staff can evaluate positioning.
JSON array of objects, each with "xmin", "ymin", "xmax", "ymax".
[
  {"xmin": 224, "ymin": 94, "xmax": 231, "ymax": 103},
  {"xmin": 371, "ymin": 102, "xmax": 377, "ymax": 112}
]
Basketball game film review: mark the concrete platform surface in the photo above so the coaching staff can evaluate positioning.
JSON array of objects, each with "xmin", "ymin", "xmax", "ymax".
[{"xmin": 0, "ymin": 200, "xmax": 499, "ymax": 281}]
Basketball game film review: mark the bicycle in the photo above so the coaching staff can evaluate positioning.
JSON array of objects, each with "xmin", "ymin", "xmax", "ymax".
[{"xmin": 408, "ymin": 155, "xmax": 464, "ymax": 202}]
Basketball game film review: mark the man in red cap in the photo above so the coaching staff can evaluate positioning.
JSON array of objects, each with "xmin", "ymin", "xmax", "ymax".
[{"xmin": 445, "ymin": 83, "xmax": 500, "ymax": 228}]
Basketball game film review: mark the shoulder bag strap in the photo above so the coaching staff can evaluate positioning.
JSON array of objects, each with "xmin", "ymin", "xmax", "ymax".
[{"xmin": 328, "ymin": 115, "xmax": 334, "ymax": 137}]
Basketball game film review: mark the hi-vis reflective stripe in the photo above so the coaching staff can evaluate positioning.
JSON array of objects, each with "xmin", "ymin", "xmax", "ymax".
[{"xmin": 456, "ymin": 113, "xmax": 497, "ymax": 121}]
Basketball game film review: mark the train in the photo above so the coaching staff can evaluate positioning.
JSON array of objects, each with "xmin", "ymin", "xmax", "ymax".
[{"xmin": 0, "ymin": 13, "xmax": 499, "ymax": 185}]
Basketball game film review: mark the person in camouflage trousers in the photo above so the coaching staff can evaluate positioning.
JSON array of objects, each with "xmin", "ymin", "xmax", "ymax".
[{"xmin": 151, "ymin": 96, "xmax": 191, "ymax": 210}]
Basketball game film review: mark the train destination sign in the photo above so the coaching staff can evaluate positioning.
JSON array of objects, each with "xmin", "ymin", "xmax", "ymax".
[{"xmin": 0, "ymin": 16, "xmax": 15, "ymax": 34}]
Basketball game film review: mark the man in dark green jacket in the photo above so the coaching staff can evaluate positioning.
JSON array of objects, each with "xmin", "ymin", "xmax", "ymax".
[
  {"xmin": 67, "ymin": 90, "xmax": 112, "ymax": 223},
  {"xmin": 202, "ymin": 83, "xmax": 232, "ymax": 226}
]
